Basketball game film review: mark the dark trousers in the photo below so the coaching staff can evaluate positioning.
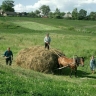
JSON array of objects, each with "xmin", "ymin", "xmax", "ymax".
[
  {"xmin": 6, "ymin": 57, "xmax": 12, "ymax": 65},
  {"xmin": 45, "ymin": 43, "xmax": 49, "ymax": 50}
]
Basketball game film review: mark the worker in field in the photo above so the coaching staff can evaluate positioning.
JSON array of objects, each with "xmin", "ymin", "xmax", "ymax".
[
  {"xmin": 44, "ymin": 33, "xmax": 51, "ymax": 50},
  {"xmin": 90, "ymin": 55, "xmax": 96, "ymax": 74},
  {"xmin": 4, "ymin": 47, "xmax": 13, "ymax": 66}
]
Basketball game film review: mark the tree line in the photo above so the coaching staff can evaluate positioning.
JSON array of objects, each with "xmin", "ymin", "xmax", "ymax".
[{"xmin": 0, "ymin": 0, "xmax": 96, "ymax": 20}]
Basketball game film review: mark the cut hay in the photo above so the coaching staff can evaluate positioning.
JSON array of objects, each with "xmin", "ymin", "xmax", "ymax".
[{"xmin": 16, "ymin": 46, "xmax": 65, "ymax": 73}]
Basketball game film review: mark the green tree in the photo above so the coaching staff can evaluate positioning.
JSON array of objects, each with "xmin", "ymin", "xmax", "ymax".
[
  {"xmin": 34, "ymin": 9, "xmax": 40, "ymax": 17},
  {"xmin": 48, "ymin": 12, "xmax": 54, "ymax": 18},
  {"xmin": 60, "ymin": 12, "xmax": 65, "ymax": 17},
  {"xmin": 72, "ymin": 8, "xmax": 78, "ymax": 19},
  {"xmin": 0, "ymin": 6, "xmax": 2, "ymax": 16},
  {"xmin": 1, "ymin": 0, "xmax": 14, "ymax": 12},
  {"xmin": 39, "ymin": 5, "xmax": 50, "ymax": 16},
  {"xmin": 54, "ymin": 8, "xmax": 60, "ymax": 14},
  {"xmin": 0, "ymin": 5, "xmax": 2, "ymax": 10},
  {"xmin": 78, "ymin": 9, "xmax": 87, "ymax": 20},
  {"xmin": 28, "ymin": 11, "xmax": 36, "ymax": 17},
  {"xmin": 89, "ymin": 12, "xmax": 96, "ymax": 20},
  {"xmin": 54, "ymin": 8, "xmax": 61, "ymax": 19}
]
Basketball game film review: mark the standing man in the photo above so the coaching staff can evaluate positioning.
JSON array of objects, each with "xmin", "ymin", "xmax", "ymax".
[
  {"xmin": 4, "ymin": 47, "xmax": 13, "ymax": 66},
  {"xmin": 44, "ymin": 33, "xmax": 51, "ymax": 50},
  {"xmin": 90, "ymin": 55, "xmax": 95, "ymax": 74}
]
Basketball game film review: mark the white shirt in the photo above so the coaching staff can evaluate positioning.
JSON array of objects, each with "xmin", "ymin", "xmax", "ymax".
[{"xmin": 44, "ymin": 36, "xmax": 51, "ymax": 43}]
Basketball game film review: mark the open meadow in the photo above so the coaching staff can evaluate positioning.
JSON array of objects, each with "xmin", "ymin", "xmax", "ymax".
[{"xmin": 0, "ymin": 17, "xmax": 96, "ymax": 96}]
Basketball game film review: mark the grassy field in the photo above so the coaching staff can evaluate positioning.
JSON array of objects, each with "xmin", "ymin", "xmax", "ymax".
[{"xmin": 0, "ymin": 17, "xmax": 96, "ymax": 96}]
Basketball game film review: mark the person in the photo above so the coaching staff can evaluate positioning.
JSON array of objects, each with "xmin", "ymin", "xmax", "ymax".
[
  {"xmin": 44, "ymin": 33, "xmax": 51, "ymax": 50},
  {"xmin": 90, "ymin": 56, "xmax": 96, "ymax": 74},
  {"xmin": 4, "ymin": 47, "xmax": 13, "ymax": 66}
]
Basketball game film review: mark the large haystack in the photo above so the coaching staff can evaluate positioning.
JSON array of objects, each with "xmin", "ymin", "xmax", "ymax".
[{"xmin": 16, "ymin": 46, "xmax": 65, "ymax": 73}]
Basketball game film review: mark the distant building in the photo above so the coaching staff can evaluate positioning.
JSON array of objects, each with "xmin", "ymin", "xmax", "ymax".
[
  {"xmin": 0, "ymin": 11, "xmax": 28, "ymax": 17},
  {"xmin": 39, "ymin": 12, "xmax": 48, "ymax": 18},
  {"xmin": 63, "ymin": 13, "xmax": 72, "ymax": 18},
  {"xmin": 3, "ymin": 12, "xmax": 17, "ymax": 16}
]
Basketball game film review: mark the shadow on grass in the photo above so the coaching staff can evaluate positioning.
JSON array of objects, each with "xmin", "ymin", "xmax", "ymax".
[
  {"xmin": 0, "ymin": 70, "xmax": 6, "ymax": 74},
  {"xmin": 53, "ymin": 67, "xmax": 96, "ymax": 79}
]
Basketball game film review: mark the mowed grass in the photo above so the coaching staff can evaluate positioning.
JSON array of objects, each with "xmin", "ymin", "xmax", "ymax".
[
  {"xmin": 0, "ymin": 17, "xmax": 96, "ymax": 96},
  {"xmin": 13, "ymin": 21, "xmax": 60, "ymax": 31}
]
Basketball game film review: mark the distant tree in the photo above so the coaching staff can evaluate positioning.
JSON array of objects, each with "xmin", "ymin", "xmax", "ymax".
[
  {"xmin": 0, "ymin": 6, "xmax": 2, "ymax": 16},
  {"xmin": 1, "ymin": 0, "xmax": 14, "ymax": 12},
  {"xmin": 89, "ymin": 12, "xmax": 96, "ymax": 20},
  {"xmin": 54, "ymin": 8, "xmax": 62, "ymax": 19},
  {"xmin": 0, "ymin": 5, "xmax": 2, "ymax": 10},
  {"xmin": 60, "ymin": 12, "xmax": 65, "ymax": 17},
  {"xmin": 28, "ymin": 11, "xmax": 36, "ymax": 17},
  {"xmin": 39, "ymin": 5, "xmax": 50, "ymax": 16},
  {"xmin": 78, "ymin": 9, "xmax": 87, "ymax": 20},
  {"xmin": 72, "ymin": 8, "xmax": 78, "ymax": 19},
  {"xmin": 67, "ymin": 12, "xmax": 71, "ymax": 14},
  {"xmin": 34, "ymin": 10, "xmax": 40, "ymax": 17},
  {"xmin": 54, "ymin": 8, "xmax": 60, "ymax": 14},
  {"xmin": 48, "ymin": 12, "xmax": 54, "ymax": 18},
  {"xmin": 84, "ymin": 15, "xmax": 90, "ymax": 20}
]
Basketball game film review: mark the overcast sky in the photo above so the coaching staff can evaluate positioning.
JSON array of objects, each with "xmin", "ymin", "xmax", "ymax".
[{"xmin": 0, "ymin": 0, "xmax": 96, "ymax": 14}]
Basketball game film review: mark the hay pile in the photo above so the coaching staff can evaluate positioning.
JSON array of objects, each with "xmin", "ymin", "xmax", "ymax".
[{"xmin": 16, "ymin": 46, "xmax": 65, "ymax": 73}]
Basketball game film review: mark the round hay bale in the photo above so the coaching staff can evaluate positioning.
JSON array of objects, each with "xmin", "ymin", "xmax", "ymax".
[{"xmin": 16, "ymin": 46, "xmax": 65, "ymax": 74}]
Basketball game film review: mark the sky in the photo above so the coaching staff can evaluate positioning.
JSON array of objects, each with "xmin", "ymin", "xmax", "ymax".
[{"xmin": 0, "ymin": 0, "xmax": 96, "ymax": 14}]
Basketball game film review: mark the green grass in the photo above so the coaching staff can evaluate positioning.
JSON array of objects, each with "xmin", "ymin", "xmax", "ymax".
[
  {"xmin": 13, "ymin": 21, "xmax": 60, "ymax": 31},
  {"xmin": 0, "ymin": 64, "xmax": 96, "ymax": 96},
  {"xmin": 0, "ymin": 17, "xmax": 96, "ymax": 96}
]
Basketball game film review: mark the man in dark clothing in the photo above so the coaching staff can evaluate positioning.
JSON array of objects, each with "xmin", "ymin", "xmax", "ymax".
[{"xmin": 4, "ymin": 47, "xmax": 13, "ymax": 65}]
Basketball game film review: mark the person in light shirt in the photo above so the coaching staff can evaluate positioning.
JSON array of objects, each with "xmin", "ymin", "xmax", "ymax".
[
  {"xmin": 90, "ymin": 55, "xmax": 96, "ymax": 74},
  {"xmin": 44, "ymin": 33, "xmax": 51, "ymax": 50}
]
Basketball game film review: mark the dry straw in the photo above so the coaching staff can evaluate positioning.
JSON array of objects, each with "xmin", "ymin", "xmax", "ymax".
[{"xmin": 16, "ymin": 46, "xmax": 65, "ymax": 73}]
